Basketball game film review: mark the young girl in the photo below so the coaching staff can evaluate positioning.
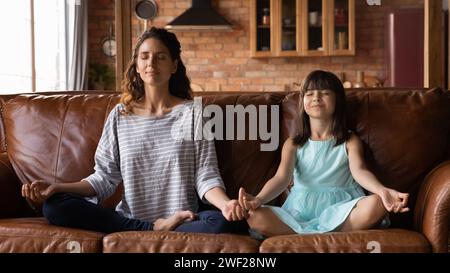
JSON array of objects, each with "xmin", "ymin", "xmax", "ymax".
[
  {"xmin": 22, "ymin": 27, "xmax": 246, "ymax": 234},
  {"xmin": 239, "ymin": 70, "xmax": 409, "ymax": 237}
]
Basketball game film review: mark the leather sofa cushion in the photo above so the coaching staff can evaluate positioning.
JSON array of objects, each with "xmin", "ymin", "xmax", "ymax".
[
  {"xmin": 0, "ymin": 217, "xmax": 103, "ymax": 253},
  {"xmin": 103, "ymin": 231, "xmax": 260, "ymax": 253},
  {"xmin": 4, "ymin": 94, "xmax": 120, "ymax": 187},
  {"xmin": 260, "ymin": 229, "xmax": 430, "ymax": 253}
]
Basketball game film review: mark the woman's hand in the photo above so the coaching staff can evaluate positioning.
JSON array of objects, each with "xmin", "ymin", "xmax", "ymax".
[
  {"xmin": 21, "ymin": 180, "xmax": 56, "ymax": 203},
  {"xmin": 221, "ymin": 199, "xmax": 246, "ymax": 221},
  {"xmin": 238, "ymin": 187, "xmax": 262, "ymax": 212},
  {"xmin": 379, "ymin": 187, "xmax": 409, "ymax": 213}
]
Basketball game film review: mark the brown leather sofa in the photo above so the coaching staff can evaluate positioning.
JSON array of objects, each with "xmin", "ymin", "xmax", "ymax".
[{"xmin": 0, "ymin": 88, "xmax": 449, "ymax": 253}]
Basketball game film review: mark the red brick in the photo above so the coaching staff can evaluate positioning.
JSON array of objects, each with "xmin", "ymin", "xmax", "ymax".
[{"xmin": 88, "ymin": 0, "xmax": 425, "ymax": 92}]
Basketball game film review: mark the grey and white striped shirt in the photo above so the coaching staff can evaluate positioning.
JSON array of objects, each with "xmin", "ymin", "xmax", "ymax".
[{"xmin": 84, "ymin": 101, "xmax": 224, "ymax": 223}]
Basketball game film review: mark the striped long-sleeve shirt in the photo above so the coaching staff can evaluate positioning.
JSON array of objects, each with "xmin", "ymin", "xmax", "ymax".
[{"xmin": 84, "ymin": 101, "xmax": 224, "ymax": 223}]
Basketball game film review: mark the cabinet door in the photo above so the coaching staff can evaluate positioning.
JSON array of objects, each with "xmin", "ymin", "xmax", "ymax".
[
  {"xmin": 302, "ymin": 0, "xmax": 328, "ymax": 56},
  {"xmin": 276, "ymin": 0, "xmax": 301, "ymax": 56},
  {"xmin": 250, "ymin": 0, "xmax": 275, "ymax": 57},
  {"xmin": 328, "ymin": 0, "xmax": 355, "ymax": 55},
  {"xmin": 250, "ymin": 0, "xmax": 354, "ymax": 58}
]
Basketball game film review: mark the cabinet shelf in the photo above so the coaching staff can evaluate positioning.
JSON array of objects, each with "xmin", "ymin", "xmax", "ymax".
[{"xmin": 250, "ymin": 0, "xmax": 355, "ymax": 57}]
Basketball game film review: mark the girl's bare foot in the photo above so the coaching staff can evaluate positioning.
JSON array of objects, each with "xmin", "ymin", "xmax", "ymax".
[{"xmin": 153, "ymin": 210, "xmax": 196, "ymax": 231}]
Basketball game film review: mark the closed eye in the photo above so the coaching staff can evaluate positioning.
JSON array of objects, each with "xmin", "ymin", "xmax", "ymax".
[
  {"xmin": 139, "ymin": 53, "xmax": 149, "ymax": 60},
  {"xmin": 156, "ymin": 53, "xmax": 169, "ymax": 60},
  {"xmin": 138, "ymin": 52, "xmax": 170, "ymax": 61}
]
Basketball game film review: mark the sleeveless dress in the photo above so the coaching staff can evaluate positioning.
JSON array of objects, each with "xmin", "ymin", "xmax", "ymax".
[{"xmin": 267, "ymin": 138, "xmax": 368, "ymax": 233}]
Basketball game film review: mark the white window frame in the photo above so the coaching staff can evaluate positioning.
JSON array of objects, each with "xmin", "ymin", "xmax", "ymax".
[{"xmin": 0, "ymin": 0, "xmax": 71, "ymax": 93}]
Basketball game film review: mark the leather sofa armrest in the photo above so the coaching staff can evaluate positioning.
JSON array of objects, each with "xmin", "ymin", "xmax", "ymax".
[
  {"xmin": 414, "ymin": 161, "xmax": 450, "ymax": 252},
  {"xmin": 0, "ymin": 152, "xmax": 34, "ymax": 218}
]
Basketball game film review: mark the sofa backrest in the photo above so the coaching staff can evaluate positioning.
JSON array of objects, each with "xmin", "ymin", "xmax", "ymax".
[
  {"xmin": 3, "ymin": 93, "xmax": 119, "ymax": 186},
  {"xmin": 1, "ymin": 88, "xmax": 449, "ymax": 228},
  {"xmin": 200, "ymin": 92, "xmax": 286, "ymax": 201}
]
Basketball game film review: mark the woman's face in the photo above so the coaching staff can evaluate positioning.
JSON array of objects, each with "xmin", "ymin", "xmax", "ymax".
[
  {"xmin": 303, "ymin": 89, "xmax": 336, "ymax": 120},
  {"xmin": 136, "ymin": 38, "xmax": 178, "ymax": 87}
]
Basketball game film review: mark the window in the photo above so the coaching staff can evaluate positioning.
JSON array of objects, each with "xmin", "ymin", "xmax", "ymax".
[{"xmin": 0, "ymin": 0, "xmax": 75, "ymax": 93}]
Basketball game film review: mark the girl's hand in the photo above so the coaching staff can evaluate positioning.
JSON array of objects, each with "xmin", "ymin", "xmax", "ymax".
[
  {"xmin": 379, "ymin": 188, "xmax": 409, "ymax": 213},
  {"xmin": 238, "ymin": 187, "xmax": 262, "ymax": 212},
  {"xmin": 21, "ymin": 180, "xmax": 56, "ymax": 203},
  {"xmin": 221, "ymin": 199, "xmax": 246, "ymax": 221}
]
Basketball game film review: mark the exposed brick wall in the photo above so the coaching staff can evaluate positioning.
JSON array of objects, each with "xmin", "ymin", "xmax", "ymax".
[{"xmin": 88, "ymin": 0, "xmax": 425, "ymax": 92}]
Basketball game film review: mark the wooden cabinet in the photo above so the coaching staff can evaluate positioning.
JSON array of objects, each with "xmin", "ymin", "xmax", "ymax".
[
  {"xmin": 250, "ymin": 0, "xmax": 355, "ymax": 57},
  {"xmin": 327, "ymin": 0, "xmax": 355, "ymax": 56}
]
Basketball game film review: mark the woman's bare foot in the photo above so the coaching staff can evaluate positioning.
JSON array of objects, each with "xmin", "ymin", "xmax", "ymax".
[{"xmin": 153, "ymin": 210, "xmax": 196, "ymax": 231}]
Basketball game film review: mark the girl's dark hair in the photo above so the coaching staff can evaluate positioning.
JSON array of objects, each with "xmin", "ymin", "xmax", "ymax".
[
  {"xmin": 121, "ymin": 27, "xmax": 192, "ymax": 114},
  {"xmin": 293, "ymin": 70, "xmax": 350, "ymax": 147}
]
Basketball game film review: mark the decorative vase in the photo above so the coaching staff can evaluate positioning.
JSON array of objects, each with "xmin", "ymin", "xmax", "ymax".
[{"xmin": 353, "ymin": 71, "xmax": 367, "ymax": 88}]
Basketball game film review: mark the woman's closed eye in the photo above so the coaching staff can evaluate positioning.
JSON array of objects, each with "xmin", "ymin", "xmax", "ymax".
[
  {"xmin": 139, "ymin": 52, "xmax": 170, "ymax": 61},
  {"xmin": 156, "ymin": 53, "xmax": 169, "ymax": 60}
]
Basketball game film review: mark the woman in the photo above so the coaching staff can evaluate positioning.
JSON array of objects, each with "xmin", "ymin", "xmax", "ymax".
[{"xmin": 22, "ymin": 27, "xmax": 246, "ymax": 234}]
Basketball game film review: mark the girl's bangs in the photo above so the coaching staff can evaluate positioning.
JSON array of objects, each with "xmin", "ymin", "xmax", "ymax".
[{"xmin": 305, "ymin": 76, "xmax": 334, "ymax": 91}]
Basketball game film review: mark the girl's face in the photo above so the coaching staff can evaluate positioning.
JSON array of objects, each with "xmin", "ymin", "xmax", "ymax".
[
  {"xmin": 136, "ymin": 38, "xmax": 178, "ymax": 87},
  {"xmin": 303, "ymin": 89, "xmax": 336, "ymax": 119}
]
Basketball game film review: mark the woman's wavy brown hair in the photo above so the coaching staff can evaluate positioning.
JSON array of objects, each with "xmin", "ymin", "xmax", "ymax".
[
  {"xmin": 120, "ymin": 27, "xmax": 192, "ymax": 114},
  {"xmin": 293, "ymin": 70, "xmax": 350, "ymax": 147}
]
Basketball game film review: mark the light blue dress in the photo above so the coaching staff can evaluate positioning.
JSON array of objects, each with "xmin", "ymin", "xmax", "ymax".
[{"xmin": 267, "ymin": 138, "xmax": 368, "ymax": 234}]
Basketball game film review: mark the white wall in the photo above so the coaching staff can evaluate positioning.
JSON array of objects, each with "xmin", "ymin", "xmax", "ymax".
[{"xmin": 444, "ymin": 0, "xmax": 448, "ymax": 10}]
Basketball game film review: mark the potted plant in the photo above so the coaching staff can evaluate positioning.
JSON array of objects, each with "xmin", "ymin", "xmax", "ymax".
[{"xmin": 88, "ymin": 63, "xmax": 115, "ymax": 90}]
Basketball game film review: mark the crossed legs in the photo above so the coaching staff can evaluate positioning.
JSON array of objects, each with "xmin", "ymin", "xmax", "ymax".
[
  {"xmin": 246, "ymin": 207, "xmax": 296, "ymax": 237},
  {"xmin": 245, "ymin": 194, "xmax": 388, "ymax": 237},
  {"xmin": 338, "ymin": 194, "xmax": 388, "ymax": 232},
  {"xmin": 43, "ymin": 193, "xmax": 234, "ymax": 234}
]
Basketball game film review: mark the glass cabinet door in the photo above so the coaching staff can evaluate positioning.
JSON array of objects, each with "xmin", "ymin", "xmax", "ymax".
[
  {"xmin": 303, "ymin": 0, "xmax": 328, "ymax": 56},
  {"xmin": 329, "ymin": 0, "xmax": 354, "ymax": 55},
  {"xmin": 278, "ymin": 0, "xmax": 298, "ymax": 55},
  {"xmin": 251, "ymin": 0, "xmax": 274, "ymax": 57}
]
